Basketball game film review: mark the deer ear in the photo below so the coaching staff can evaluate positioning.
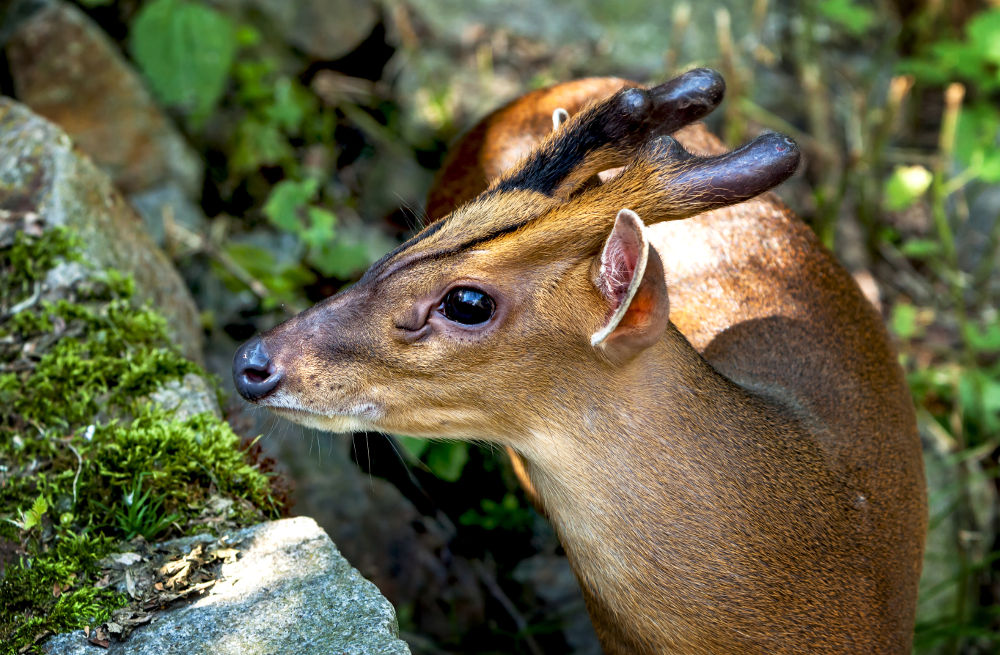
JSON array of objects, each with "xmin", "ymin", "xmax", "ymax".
[{"xmin": 591, "ymin": 209, "xmax": 669, "ymax": 362}]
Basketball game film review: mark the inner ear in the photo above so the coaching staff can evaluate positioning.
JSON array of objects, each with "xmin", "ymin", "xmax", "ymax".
[{"xmin": 591, "ymin": 209, "xmax": 669, "ymax": 362}]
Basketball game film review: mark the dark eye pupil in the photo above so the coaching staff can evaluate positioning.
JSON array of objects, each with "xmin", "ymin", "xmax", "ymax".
[{"xmin": 443, "ymin": 287, "xmax": 495, "ymax": 325}]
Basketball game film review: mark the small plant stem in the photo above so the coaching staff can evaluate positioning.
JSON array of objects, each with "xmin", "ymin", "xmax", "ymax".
[
  {"xmin": 751, "ymin": 0, "xmax": 769, "ymax": 36},
  {"xmin": 933, "ymin": 83, "xmax": 963, "ymax": 272},
  {"xmin": 715, "ymin": 8, "xmax": 744, "ymax": 146},
  {"xmin": 792, "ymin": 9, "xmax": 842, "ymax": 247},
  {"xmin": 164, "ymin": 213, "xmax": 303, "ymax": 314},
  {"xmin": 66, "ymin": 441, "xmax": 83, "ymax": 506},
  {"xmin": 971, "ymin": 210, "xmax": 1000, "ymax": 307},
  {"xmin": 474, "ymin": 559, "xmax": 545, "ymax": 655},
  {"xmin": 857, "ymin": 75, "xmax": 913, "ymax": 252},
  {"xmin": 664, "ymin": 3, "xmax": 691, "ymax": 76},
  {"xmin": 736, "ymin": 98, "xmax": 823, "ymax": 152},
  {"xmin": 874, "ymin": 76, "xmax": 914, "ymax": 164},
  {"xmin": 932, "ymin": 83, "xmax": 971, "ymax": 360},
  {"xmin": 931, "ymin": 83, "xmax": 980, "ymax": 655}
]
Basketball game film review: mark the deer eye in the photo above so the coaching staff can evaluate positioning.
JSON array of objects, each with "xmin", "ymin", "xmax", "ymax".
[{"xmin": 440, "ymin": 287, "xmax": 495, "ymax": 325}]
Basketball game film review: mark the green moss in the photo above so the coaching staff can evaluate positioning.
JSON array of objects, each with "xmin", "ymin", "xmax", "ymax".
[
  {"xmin": 1, "ymin": 228, "xmax": 80, "ymax": 306},
  {"xmin": 0, "ymin": 227, "xmax": 280, "ymax": 653},
  {"xmin": 0, "ymin": 534, "xmax": 125, "ymax": 652},
  {"xmin": 81, "ymin": 406, "xmax": 279, "ymax": 521}
]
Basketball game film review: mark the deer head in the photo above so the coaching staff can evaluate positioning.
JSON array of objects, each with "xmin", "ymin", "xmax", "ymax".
[{"xmin": 232, "ymin": 68, "xmax": 800, "ymax": 450}]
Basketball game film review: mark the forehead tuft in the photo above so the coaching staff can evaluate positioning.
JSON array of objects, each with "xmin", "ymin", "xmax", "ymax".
[{"xmin": 363, "ymin": 189, "xmax": 559, "ymax": 283}]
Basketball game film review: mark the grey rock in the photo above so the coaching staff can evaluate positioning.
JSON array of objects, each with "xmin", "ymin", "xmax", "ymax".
[
  {"xmin": 5, "ymin": 0, "xmax": 203, "ymax": 197},
  {"xmin": 129, "ymin": 182, "xmax": 209, "ymax": 249},
  {"xmin": 148, "ymin": 373, "xmax": 221, "ymax": 420},
  {"xmin": 43, "ymin": 517, "xmax": 411, "ymax": 655},
  {"xmin": 399, "ymin": 0, "xmax": 757, "ymax": 76},
  {"xmin": 0, "ymin": 97, "xmax": 204, "ymax": 361},
  {"xmin": 41, "ymin": 260, "xmax": 92, "ymax": 301},
  {"xmin": 218, "ymin": 400, "xmax": 486, "ymax": 645},
  {"xmin": 219, "ymin": 0, "xmax": 379, "ymax": 60}
]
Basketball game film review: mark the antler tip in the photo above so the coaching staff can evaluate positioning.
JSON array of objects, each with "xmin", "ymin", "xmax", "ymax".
[{"xmin": 751, "ymin": 132, "xmax": 801, "ymax": 178}]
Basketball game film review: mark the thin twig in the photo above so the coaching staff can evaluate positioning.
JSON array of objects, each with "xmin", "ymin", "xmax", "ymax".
[
  {"xmin": 473, "ymin": 559, "xmax": 545, "ymax": 655},
  {"xmin": 1, "ymin": 280, "xmax": 43, "ymax": 323},
  {"xmin": 164, "ymin": 216, "xmax": 304, "ymax": 314},
  {"xmin": 66, "ymin": 441, "xmax": 83, "ymax": 506}
]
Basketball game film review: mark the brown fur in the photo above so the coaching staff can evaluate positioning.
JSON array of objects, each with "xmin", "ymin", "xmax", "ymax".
[{"xmin": 239, "ymin": 76, "xmax": 927, "ymax": 654}]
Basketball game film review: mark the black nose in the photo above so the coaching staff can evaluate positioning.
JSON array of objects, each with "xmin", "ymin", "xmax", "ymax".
[{"xmin": 233, "ymin": 337, "xmax": 282, "ymax": 401}]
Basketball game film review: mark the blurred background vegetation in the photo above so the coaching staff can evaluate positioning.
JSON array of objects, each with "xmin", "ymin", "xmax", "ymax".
[{"xmin": 1, "ymin": 0, "xmax": 998, "ymax": 652}]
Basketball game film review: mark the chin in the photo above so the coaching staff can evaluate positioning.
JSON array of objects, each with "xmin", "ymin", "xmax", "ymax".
[{"xmin": 269, "ymin": 407, "xmax": 381, "ymax": 434}]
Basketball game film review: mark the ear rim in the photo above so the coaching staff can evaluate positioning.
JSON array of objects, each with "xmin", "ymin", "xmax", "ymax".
[
  {"xmin": 590, "ymin": 208, "xmax": 650, "ymax": 348},
  {"xmin": 552, "ymin": 107, "xmax": 570, "ymax": 131}
]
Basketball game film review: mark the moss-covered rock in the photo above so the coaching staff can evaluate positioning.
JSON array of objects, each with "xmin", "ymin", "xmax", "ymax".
[
  {"xmin": 0, "ymin": 226, "xmax": 281, "ymax": 654},
  {"xmin": 0, "ymin": 97, "xmax": 203, "ymax": 361}
]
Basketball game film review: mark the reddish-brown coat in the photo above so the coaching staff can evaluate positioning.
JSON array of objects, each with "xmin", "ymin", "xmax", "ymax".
[{"xmin": 424, "ymin": 78, "xmax": 926, "ymax": 653}]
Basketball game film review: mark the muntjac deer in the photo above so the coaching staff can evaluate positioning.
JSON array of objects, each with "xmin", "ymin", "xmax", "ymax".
[{"xmin": 234, "ymin": 69, "xmax": 927, "ymax": 654}]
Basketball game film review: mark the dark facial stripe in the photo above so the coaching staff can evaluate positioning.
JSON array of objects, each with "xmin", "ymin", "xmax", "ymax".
[
  {"xmin": 361, "ymin": 219, "xmax": 449, "ymax": 284},
  {"xmin": 370, "ymin": 214, "xmax": 539, "ymax": 284}
]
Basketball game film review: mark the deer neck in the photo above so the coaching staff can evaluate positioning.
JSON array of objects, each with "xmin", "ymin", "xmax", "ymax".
[
  {"xmin": 516, "ymin": 323, "xmax": 788, "ymax": 632},
  {"xmin": 521, "ymin": 321, "xmax": 752, "ymax": 514}
]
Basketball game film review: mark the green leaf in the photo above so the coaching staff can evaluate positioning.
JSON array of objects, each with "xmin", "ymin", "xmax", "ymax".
[
  {"xmin": 263, "ymin": 179, "xmax": 319, "ymax": 233},
  {"xmin": 265, "ymin": 78, "xmax": 317, "ymax": 134},
  {"xmin": 309, "ymin": 238, "xmax": 370, "ymax": 278},
  {"xmin": 899, "ymin": 239, "xmax": 942, "ymax": 259},
  {"xmin": 425, "ymin": 442, "xmax": 469, "ymax": 482},
  {"xmin": 962, "ymin": 321, "xmax": 1000, "ymax": 353},
  {"xmin": 235, "ymin": 25, "xmax": 261, "ymax": 48},
  {"xmin": 884, "ymin": 165, "xmax": 933, "ymax": 211},
  {"xmin": 967, "ymin": 9, "xmax": 1000, "ymax": 64},
  {"xmin": 459, "ymin": 493, "xmax": 532, "ymax": 531},
  {"xmin": 231, "ymin": 117, "xmax": 295, "ymax": 174},
  {"xmin": 26, "ymin": 495, "xmax": 49, "ymax": 530},
  {"xmin": 396, "ymin": 435, "xmax": 429, "ymax": 458},
  {"xmin": 928, "ymin": 41, "xmax": 983, "ymax": 79},
  {"xmin": 130, "ymin": 0, "xmax": 237, "ymax": 120},
  {"xmin": 302, "ymin": 207, "xmax": 337, "ymax": 249},
  {"xmin": 891, "ymin": 303, "xmax": 919, "ymax": 340},
  {"xmin": 234, "ymin": 59, "xmax": 277, "ymax": 104},
  {"xmin": 958, "ymin": 369, "xmax": 1000, "ymax": 437},
  {"xmin": 221, "ymin": 242, "xmax": 314, "ymax": 309},
  {"xmin": 955, "ymin": 104, "xmax": 1000, "ymax": 183},
  {"xmin": 13, "ymin": 495, "xmax": 50, "ymax": 531},
  {"xmin": 817, "ymin": 0, "xmax": 875, "ymax": 37}
]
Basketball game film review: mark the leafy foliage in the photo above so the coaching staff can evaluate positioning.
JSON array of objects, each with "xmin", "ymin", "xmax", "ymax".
[
  {"xmin": 130, "ymin": 0, "xmax": 237, "ymax": 122},
  {"xmin": 0, "ymin": 534, "xmax": 125, "ymax": 655},
  {"xmin": 460, "ymin": 493, "xmax": 533, "ymax": 532},
  {"xmin": 6, "ymin": 496, "xmax": 50, "ymax": 532},
  {"xmin": 904, "ymin": 8, "xmax": 1000, "ymax": 185},
  {"xmin": 103, "ymin": 474, "xmax": 181, "ymax": 541},
  {"xmin": 817, "ymin": 0, "xmax": 876, "ymax": 37},
  {"xmin": 396, "ymin": 436, "xmax": 471, "ymax": 483}
]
